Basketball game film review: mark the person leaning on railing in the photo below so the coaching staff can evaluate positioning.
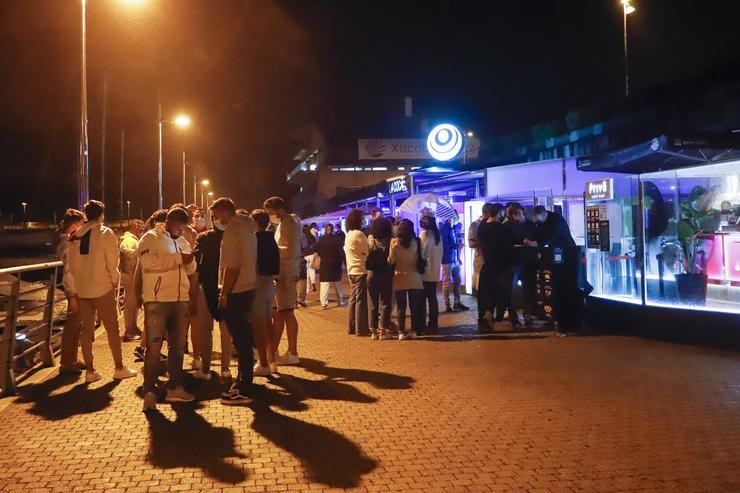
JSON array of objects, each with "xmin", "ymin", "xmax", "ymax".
[{"xmin": 57, "ymin": 208, "xmax": 86, "ymax": 374}]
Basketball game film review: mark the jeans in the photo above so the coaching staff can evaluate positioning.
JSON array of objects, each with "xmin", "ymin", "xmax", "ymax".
[
  {"xmin": 296, "ymin": 278, "xmax": 307, "ymax": 303},
  {"xmin": 143, "ymin": 301, "xmax": 188, "ymax": 393},
  {"xmin": 348, "ymin": 274, "xmax": 369, "ymax": 335},
  {"xmin": 221, "ymin": 289, "xmax": 255, "ymax": 395},
  {"xmin": 190, "ymin": 284, "xmax": 233, "ymax": 372},
  {"xmin": 422, "ymin": 281, "xmax": 439, "ymax": 332},
  {"xmin": 441, "ymin": 263, "xmax": 461, "ymax": 307},
  {"xmin": 368, "ymin": 269, "xmax": 393, "ymax": 332},
  {"xmin": 395, "ymin": 289, "xmax": 424, "ymax": 334}
]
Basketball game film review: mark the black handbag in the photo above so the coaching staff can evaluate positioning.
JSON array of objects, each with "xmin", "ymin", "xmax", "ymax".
[{"xmin": 416, "ymin": 238, "xmax": 427, "ymax": 275}]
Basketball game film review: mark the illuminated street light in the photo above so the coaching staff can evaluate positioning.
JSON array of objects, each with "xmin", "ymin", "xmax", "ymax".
[
  {"xmin": 126, "ymin": 200, "xmax": 131, "ymax": 218},
  {"xmin": 120, "ymin": 0, "xmax": 146, "ymax": 6},
  {"xmin": 21, "ymin": 202, "xmax": 28, "ymax": 227},
  {"xmin": 201, "ymin": 179, "xmax": 210, "ymax": 186},
  {"xmin": 199, "ymin": 179, "xmax": 210, "ymax": 207},
  {"xmin": 174, "ymin": 114, "xmax": 192, "ymax": 128},
  {"xmin": 466, "ymin": 131, "xmax": 475, "ymax": 138},
  {"xmin": 621, "ymin": 0, "xmax": 636, "ymax": 97}
]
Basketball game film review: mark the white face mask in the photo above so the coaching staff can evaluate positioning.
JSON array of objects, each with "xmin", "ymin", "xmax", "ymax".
[
  {"xmin": 195, "ymin": 217, "xmax": 206, "ymax": 228},
  {"xmin": 213, "ymin": 219, "xmax": 226, "ymax": 231},
  {"xmin": 269, "ymin": 214, "xmax": 280, "ymax": 225}
]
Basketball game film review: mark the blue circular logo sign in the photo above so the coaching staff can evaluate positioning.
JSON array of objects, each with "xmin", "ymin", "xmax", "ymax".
[{"xmin": 427, "ymin": 124, "xmax": 463, "ymax": 161}]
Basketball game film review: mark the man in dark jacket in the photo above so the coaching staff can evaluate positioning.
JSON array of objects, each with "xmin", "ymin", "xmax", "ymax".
[
  {"xmin": 476, "ymin": 203, "xmax": 515, "ymax": 332},
  {"xmin": 505, "ymin": 203, "xmax": 537, "ymax": 328},
  {"xmin": 440, "ymin": 219, "xmax": 468, "ymax": 312}
]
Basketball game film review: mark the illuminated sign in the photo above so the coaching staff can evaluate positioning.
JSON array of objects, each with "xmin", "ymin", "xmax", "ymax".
[
  {"xmin": 358, "ymin": 139, "xmax": 428, "ymax": 160},
  {"xmin": 585, "ymin": 178, "xmax": 614, "ymax": 201},
  {"xmin": 427, "ymin": 124, "xmax": 463, "ymax": 161},
  {"xmin": 387, "ymin": 177, "xmax": 408, "ymax": 194}
]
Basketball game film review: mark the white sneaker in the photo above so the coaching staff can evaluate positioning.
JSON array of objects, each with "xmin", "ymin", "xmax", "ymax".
[
  {"xmin": 275, "ymin": 351, "xmax": 300, "ymax": 366},
  {"xmin": 370, "ymin": 333, "xmax": 379, "ymax": 340},
  {"xmin": 398, "ymin": 332, "xmax": 406, "ymax": 341},
  {"xmin": 112, "ymin": 367, "xmax": 137, "ymax": 380},
  {"xmin": 253, "ymin": 363, "xmax": 271, "ymax": 377},
  {"xmin": 220, "ymin": 369, "xmax": 232, "ymax": 380},
  {"xmin": 269, "ymin": 362, "xmax": 279, "ymax": 374},
  {"xmin": 191, "ymin": 357, "xmax": 202, "ymax": 371},
  {"xmin": 165, "ymin": 386, "xmax": 195, "ymax": 403},
  {"xmin": 406, "ymin": 331, "xmax": 417, "ymax": 340},
  {"xmin": 192, "ymin": 369, "xmax": 212, "ymax": 381},
  {"xmin": 142, "ymin": 392, "xmax": 158, "ymax": 412},
  {"xmin": 85, "ymin": 371, "xmax": 102, "ymax": 383}
]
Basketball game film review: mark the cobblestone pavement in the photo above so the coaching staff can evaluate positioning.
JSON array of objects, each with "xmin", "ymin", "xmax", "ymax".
[{"xmin": 1, "ymin": 288, "xmax": 740, "ymax": 493}]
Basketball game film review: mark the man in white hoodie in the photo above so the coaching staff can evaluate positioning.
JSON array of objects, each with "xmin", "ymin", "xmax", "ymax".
[
  {"xmin": 138, "ymin": 207, "xmax": 199, "ymax": 411},
  {"xmin": 65, "ymin": 200, "xmax": 137, "ymax": 383}
]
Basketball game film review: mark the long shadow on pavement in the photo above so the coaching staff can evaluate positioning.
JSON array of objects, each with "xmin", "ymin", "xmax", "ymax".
[
  {"xmin": 250, "ymin": 385, "xmax": 377, "ymax": 488},
  {"xmin": 299, "ymin": 358, "xmax": 415, "ymax": 390},
  {"xmin": 18, "ymin": 373, "xmax": 121, "ymax": 420},
  {"xmin": 145, "ymin": 403, "xmax": 247, "ymax": 484}
]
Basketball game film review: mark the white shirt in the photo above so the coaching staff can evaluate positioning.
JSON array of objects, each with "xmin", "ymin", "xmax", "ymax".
[
  {"xmin": 344, "ymin": 229, "xmax": 369, "ymax": 276},
  {"xmin": 420, "ymin": 230, "xmax": 443, "ymax": 283}
]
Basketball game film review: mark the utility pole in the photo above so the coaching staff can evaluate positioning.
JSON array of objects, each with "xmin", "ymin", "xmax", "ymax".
[
  {"xmin": 101, "ymin": 74, "xmax": 108, "ymax": 202},
  {"xmin": 120, "ymin": 128, "xmax": 125, "ymax": 219},
  {"xmin": 78, "ymin": 0, "xmax": 90, "ymax": 208}
]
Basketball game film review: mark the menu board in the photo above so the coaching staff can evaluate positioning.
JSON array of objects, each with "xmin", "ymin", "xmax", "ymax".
[{"xmin": 586, "ymin": 206, "xmax": 602, "ymax": 249}]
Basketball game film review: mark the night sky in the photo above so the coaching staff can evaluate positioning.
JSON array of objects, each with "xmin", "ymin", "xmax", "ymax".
[{"xmin": 2, "ymin": 0, "xmax": 740, "ymax": 222}]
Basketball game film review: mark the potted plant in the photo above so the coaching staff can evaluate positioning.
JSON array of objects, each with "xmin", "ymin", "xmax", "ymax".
[{"xmin": 675, "ymin": 185, "xmax": 719, "ymax": 305}]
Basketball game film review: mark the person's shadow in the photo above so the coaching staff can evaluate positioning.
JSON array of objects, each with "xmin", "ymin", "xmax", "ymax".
[
  {"xmin": 145, "ymin": 403, "xmax": 247, "ymax": 484},
  {"xmin": 19, "ymin": 373, "xmax": 120, "ymax": 421},
  {"xmin": 250, "ymin": 386, "xmax": 377, "ymax": 488},
  {"xmin": 299, "ymin": 358, "xmax": 415, "ymax": 390}
]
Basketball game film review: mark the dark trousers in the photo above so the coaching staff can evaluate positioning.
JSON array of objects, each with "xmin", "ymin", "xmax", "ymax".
[
  {"xmin": 221, "ymin": 289, "xmax": 255, "ymax": 395},
  {"xmin": 551, "ymin": 254, "xmax": 582, "ymax": 331},
  {"xmin": 395, "ymin": 289, "xmax": 424, "ymax": 334},
  {"xmin": 368, "ymin": 270, "xmax": 393, "ymax": 331},
  {"xmin": 512, "ymin": 264, "xmax": 537, "ymax": 319},
  {"xmin": 348, "ymin": 274, "xmax": 369, "ymax": 335},
  {"xmin": 143, "ymin": 302, "xmax": 188, "ymax": 393},
  {"xmin": 422, "ymin": 281, "xmax": 439, "ymax": 333},
  {"xmin": 477, "ymin": 263, "xmax": 511, "ymax": 321}
]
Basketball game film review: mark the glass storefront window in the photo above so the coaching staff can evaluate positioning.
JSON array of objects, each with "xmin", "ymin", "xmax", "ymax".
[
  {"xmin": 641, "ymin": 160, "xmax": 740, "ymax": 313},
  {"xmin": 584, "ymin": 175, "xmax": 643, "ymax": 303}
]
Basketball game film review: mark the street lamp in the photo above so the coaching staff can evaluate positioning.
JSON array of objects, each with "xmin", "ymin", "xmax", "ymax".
[
  {"xmin": 126, "ymin": 200, "xmax": 131, "ymax": 218},
  {"xmin": 157, "ymin": 110, "xmax": 192, "ymax": 209},
  {"xmin": 622, "ymin": 0, "xmax": 636, "ymax": 97},
  {"xmin": 199, "ymin": 179, "xmax": 210, "ymax": 208},
  {"xmin": 206, "ymin": 191, "xmax": 214, "ymax": 223},
  {"xmin": 21, "ymin": 202, "xmax": 28, "ymax": 227}
]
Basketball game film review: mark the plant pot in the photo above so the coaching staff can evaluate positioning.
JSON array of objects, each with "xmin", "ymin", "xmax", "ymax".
[{"xmin": 674, "ymin": 273, "xmax": 708, "ymax": 306}]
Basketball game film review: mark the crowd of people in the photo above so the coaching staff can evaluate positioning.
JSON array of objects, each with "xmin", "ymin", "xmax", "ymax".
[{"xmin": 55, "ymin": 195, "xmax": 580, "ymax": 413}]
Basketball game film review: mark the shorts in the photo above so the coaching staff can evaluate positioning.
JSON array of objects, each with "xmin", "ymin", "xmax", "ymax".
[
  {"xmin": 275, "ymin": 274, "xmax": 298, "ymax": 311},
  {"xmin": 250, "ymin": 276, "xmax": 276, "ymax": 323}
]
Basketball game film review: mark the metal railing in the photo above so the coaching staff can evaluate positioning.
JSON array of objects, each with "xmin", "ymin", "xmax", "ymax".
[{"xmin": 0, "ymin": 261, "xmax": 65, "ymax": 396}]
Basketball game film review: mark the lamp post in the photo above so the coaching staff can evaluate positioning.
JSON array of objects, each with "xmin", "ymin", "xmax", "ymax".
[
  {"xmin": 206, "ymin": 191, "xmax": 214, "ymax": 223},
  {"xmin": 21, "ymin": 202, "xmax": 28, "ymax": 227},
  {"xmin": 126, "ymin": 200, "xmax": 131, "ymax": 218},
  {"xmin": 156, "ymin": 111, "xmax": 191, "ymax": 209},
  {"xmin": 200, "ymin": 179, "xmax": 210, "ymax": 208},
  {"xmin": 622, "ymin": 0, "xmax": 636, "ymax": 97}
]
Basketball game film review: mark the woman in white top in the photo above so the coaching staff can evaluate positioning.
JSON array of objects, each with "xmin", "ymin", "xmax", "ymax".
[
  {"xmin": 419, "ymin": 215, "xmax": 444, "ymax": 333},
  {"xmin": 344, "ymin": 209, "xmax": 369, "ymax": 336},
  {"xmin": 388, "ymin": 219, "xmax": 424, "ymax": 339}
]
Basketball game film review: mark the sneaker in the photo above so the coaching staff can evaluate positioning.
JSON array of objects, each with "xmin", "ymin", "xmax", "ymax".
[
  {"xmin": 220, "ymin": 369, "xmax": 232, "ymax": 380},
  {"xmin": 221, "ymin": 392, "xmax": 253, "ymax": 406},
  {"xmin": 133, "ymin": 346, "xmax": 145, "ymax": 362},
  {"xmin": 59, "ymin": 365, "xmax": 82, "ymax": 375},
  {"xmin": 113, "ymin": 367, "xmax": 137, "ymax": 380},
  {"xmin": 269, "ymin": 362, "xmax": 279, "ymax": 375},
  {"xmin": 142, "ymin": 392, "xmax": 158, "ymax": 412},
  {"xmin": 221, "ymin": 383, "xmax": 239, "ymax": 399},
  {"xmin": 322, "ymin": 305, "xmax": 328, "ymax": 311},
  {"xmin": 85, "ymin": 371, "xmax": 102, "ymax": 383},
  {"xmin": 253, "ymin": 363, "xmax": 271, "ymax": 377},
  {"xmin": 453, "ymin": 302, "xmax": 470, "ymax": 311},
  {"xmin": 191, "ymin": 357, "xmax": 202, "ymax": 371},
  {"xmin": 275, "ymin": 351, "xmax": 300, "ymax": 366},
  {"xmin": 406, "ymin": 331, "xmax": 417, "ymax": 339},
  {"xmin": 378, "ymin": 330, "xmax": 391, "ymax": 341},
  {"xmin": 165, "ymin": 386, "xmax": 195, "ymax": 403},
  {"xmin": 122, "ymin": 331, "xmax": 142, "ymax": 342},
  {"xmin": 192, "ymin": 369, "xmax": 212, "ymax": 381},
  {"xmin": 370, "ymin": 333, "xmax": 379, "ymax": 340},
  {"xmin": 296, "ymin": 300, "xmax": 307, "ymax": 308},
  {"xmin": 398, "ymin": 332, "xmax": 406, "ymax": 341},
  {"xmin": 445, "ymin": 305, "xmax": 454, "ymax": 313}
]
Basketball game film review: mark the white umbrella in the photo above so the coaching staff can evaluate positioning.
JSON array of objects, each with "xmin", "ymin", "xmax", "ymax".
[{"xmin": 397, "ymin": 193, "xmax": 459, "ymax": 221}]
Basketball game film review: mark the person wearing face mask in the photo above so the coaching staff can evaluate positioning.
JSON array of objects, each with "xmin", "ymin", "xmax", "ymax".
[
  {"xmin": 189, "ymin": 215, "xmax": 234, "ymax": 381},
  {"xmin": 263, "ymin": 196, "xmax": 303, "ymax": 366},
  {"xmin": 57, "ymin": 208, "xmax": 86, "ymax": 374},
  {"xmin": 191, "ymin": 207, "xmax": 208, "ymax": 233},
  {"xmin": 476, "ymin": 203, "xmax": 515, "ymax": 332},
  {"xmin": 138, "ymin": 206, "xmax": 199, "ymax": 411}
]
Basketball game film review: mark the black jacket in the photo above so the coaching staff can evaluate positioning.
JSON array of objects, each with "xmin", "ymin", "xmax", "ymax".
[
  {"xmin": 193, "ymin": 228, "xmax": 223, "ymax": 320},
  {"xmin": 477, "ymin": 220, "xmax": 515, "ymax": 272},
  {"xmin": 536, "ymin": 212, "xmax": 576, "ymax": 249},
  {"xmin": 256, "ymin": 230, "xmax": 280, "ymax": 277}
]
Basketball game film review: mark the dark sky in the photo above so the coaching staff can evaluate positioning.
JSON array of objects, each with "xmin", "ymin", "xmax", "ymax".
[{"xmin": 2, "ymin": 0, "xmax": 740, "ymax": 221}]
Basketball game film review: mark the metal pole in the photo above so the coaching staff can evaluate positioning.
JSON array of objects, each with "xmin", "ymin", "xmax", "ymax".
[
  {"xmin": 158, "ymin": 101, "xmax": 163, "ymax": 209},
  {"xmin": 126, "ymin": 200, "xmax": 131, "ymax": 219},
  {"xmin": 120, "ymin": 128, "xmax": 125, "ymax": 218},
  {"xmin": 182, "ymin": 151, "xmax": 186, "ymax": 204},
  {"xmin": 201, "ymin": 191, "xmax": 204, "ymax": 209},
  {"xmin": 193, "ymin": 173, "xmax": 197, "ymax": 205},
  {"xmin": 101, "ymin": 73, "xmax": 108, "ymax": 202},
  {"xmin": 79, "ymin": 0, "xmax": 90, "ymax": 208},
  {"xmin": 623, "ymin": 6, "xmax": 629, "ymax": 98}
]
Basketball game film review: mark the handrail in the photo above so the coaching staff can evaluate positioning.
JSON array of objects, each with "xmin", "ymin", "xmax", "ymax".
[
  {"xmin": 0, "ymin": 261, "xmax": 63, "ymax": 276},
  {"xmin": 0, "ymin": 261, "xmax": 64, "ymax": 396}
]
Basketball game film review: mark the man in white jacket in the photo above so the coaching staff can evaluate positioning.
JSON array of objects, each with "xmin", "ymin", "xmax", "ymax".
[
  {"xmin": 138, "ymin": 207, "xmax": 199, "ymax": 411},
  {"xmin": 64, "ymin": 200, "xmax": 137, "ymax": 383}
]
